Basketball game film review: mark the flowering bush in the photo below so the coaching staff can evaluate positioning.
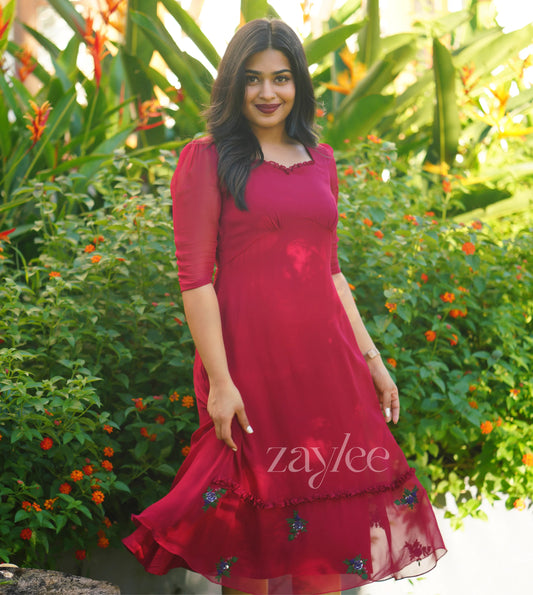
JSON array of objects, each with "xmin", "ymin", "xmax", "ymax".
[
  {"xmin": 0, "ymin": 152, "xmax": 198, "ymax": 566},
  {"xmin": 336, "ymin": 137, "xmax": 533, "ymax": 527}
]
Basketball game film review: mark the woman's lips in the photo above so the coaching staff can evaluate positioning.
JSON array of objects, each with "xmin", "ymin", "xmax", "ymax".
[{"xmin": 255, "ymin": 104, "xmax": 281, "ymax": 114}]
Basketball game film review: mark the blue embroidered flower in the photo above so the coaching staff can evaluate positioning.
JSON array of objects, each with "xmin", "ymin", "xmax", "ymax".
[
  {"xmin": 394, "ymin": 485, "xmax": 419, "ymax": 509},
  {"xmin": 287, "ymin": 510, "xmax": 308, "ymax": 540},
  {"xmin": 215, "ymin": 556, "xmax": 237, "ymax": 581},
  {"xmin": 202, "ymin": 486, "xmax": 227, "ymax": 511},
  {"xmin": 344, "ymin": 555, "xmax": 368, "ymax": 579}
]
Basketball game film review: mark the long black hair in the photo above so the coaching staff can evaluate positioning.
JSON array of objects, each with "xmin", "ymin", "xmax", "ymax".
[{"xmin": 205, "ymin": 18, "xmax": 318, "ymax": 210}]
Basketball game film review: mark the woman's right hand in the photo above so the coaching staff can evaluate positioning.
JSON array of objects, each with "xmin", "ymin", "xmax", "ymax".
[{"xmin": 207, "ymin": 379, "xmax": 253, "ymax": 451}]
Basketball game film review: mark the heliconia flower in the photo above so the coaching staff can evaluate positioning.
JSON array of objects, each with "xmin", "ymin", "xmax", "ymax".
[
  {"xmin": 137, "ymin": 98, "xmax": 165, "ymax": 131},
  {"xmin": 78, "ymin": 14, "xmax": 110, "ymax": 87},
  {"xmin": 16, "ymin": 47, "xmax": 37, "ymax": 82},
  {"xmin": 480, "ymin": 421, "xmax": 493, "ymax": 435},
  {"xmin": 25, "ymin": 100, "xmax": 52, "ymax": 148},
  {"xmin": 424, "ymin": 330, "xmax": 437, "ymax": 342},
  {"xmin": 462, "ymin": 242, "xmax": 475, "ymax": 255},
  {"xmin": 0, "ymin": 228, "xmax": 15, "ymax": 241},
  {"xmin": 0, "ymin": 4, "xmax": 12, "ymax": 40}
]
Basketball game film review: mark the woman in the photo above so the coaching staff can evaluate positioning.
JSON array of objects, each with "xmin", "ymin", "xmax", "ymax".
[{"xmin": 123, "ymin": 18, "xmax": 446, "ymax": 595}]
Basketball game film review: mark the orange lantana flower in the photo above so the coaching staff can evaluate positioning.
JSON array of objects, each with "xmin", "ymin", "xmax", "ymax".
[
  {"xmin": 480, "ymin": 421, "xmax": 493, "ymax": 435},
  {"xmin": 92, "ymin": 490, "xmax": 105, "ymax": 504},
  {"xmin": 462, "ymin": 242, "xmax": 475, "ymax": 255},
  {"xmin": 182, "ymin": 395, "xmax": 195, "ymax": 408},
  {"xmin": 424, "ymin": 330, "xmax": 437, "ymax": 342},
  {"xmin": 522, "ymin": 453, "xmax": 533, "ymax": 467},
  {"xmin": 440, "ymin": 292, "xmax": 455, "ymax": 303}
]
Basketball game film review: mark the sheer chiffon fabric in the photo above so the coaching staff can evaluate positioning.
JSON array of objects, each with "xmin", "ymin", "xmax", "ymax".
[{"xmin": 122, "ymin": 137, "xmax": 446, "ymax": 594}]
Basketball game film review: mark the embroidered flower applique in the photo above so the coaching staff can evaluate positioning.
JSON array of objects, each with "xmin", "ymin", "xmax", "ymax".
[
  {"xmin": 405, "ymin": 539, "xmax": 432, "ymax": 564},
  {"xmin": 287, "ymin": 510, "xmax": 308, "ymax": 540},
  {"xmin": 394, "ymin": 485, "xmax": 419, "ymax": 509},
  {"xmin": 344, "ymin": 554, "xmax": 368, "ymax": 579},
  {"xmin": 202, "ymin": 486, "xmax": 226, "ymax": 511},
  {"xmin": 215, "ymin": 556, "xmax": 237, "ymax": 581}
]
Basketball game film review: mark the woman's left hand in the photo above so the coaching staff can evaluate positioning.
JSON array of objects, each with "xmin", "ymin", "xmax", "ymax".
[{"xmin": 368, "ymin": 359, "xmax": 400, "ymax": 424}]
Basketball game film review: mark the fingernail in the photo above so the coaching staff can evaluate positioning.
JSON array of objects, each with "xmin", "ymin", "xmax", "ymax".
[
  {"xmin": 232, "ymin": 447, "xmax": 237, "ymax": 452},
  {"xmin": 385, "ymin": 408, "xmax": 391, "ymax": 417},
  {"xmin": 246, "ymin": 425, "xmax": 254, "ymax": 434}
]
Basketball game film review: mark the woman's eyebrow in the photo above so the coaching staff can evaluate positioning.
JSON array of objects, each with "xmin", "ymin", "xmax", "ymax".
[{"xmin": 245, "ymin": 68, "xmax": 292, "ymax": 75}]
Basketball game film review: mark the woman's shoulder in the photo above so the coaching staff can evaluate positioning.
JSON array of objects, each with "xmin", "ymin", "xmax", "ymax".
[
  {"xmin": 177, "ymin": 135, "xmax": 218, "ymax": 168},
  {"xmin": 311, "ymin": 142, "xmax": 335, "ymax": 161}
]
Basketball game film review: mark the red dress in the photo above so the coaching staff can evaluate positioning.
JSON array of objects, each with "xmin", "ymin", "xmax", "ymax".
[{"xmin": 122, "ymin": 137, "xmax": 446, "ymax": 594}]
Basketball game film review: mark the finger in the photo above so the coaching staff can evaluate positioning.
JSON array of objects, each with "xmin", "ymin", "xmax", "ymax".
[
  {"xmin": 236, "ymin": 407, "xmax": 253, "ymax": 435},
  {"xmin": 214, "ymin": 417, "xmax": 238, "ymax": 451},
  {"xmin": 391, "ymin": 391, "xmax": 400, "ymax": 424},
  {"xmin": 381, "ymin": 392, "xmax": 392, "ymax": 423}
]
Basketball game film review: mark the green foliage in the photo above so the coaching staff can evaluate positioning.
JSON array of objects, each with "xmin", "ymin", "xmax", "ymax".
[
  {"xmin": 0, "ymin": 153, "xmax": 198, "ymax": 565},
  {"xmin": 335, "ymin": 137, "xmax": 533, "ymax": 527}
]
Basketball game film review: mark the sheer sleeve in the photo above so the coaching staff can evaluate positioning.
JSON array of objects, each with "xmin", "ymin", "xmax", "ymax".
[
  {"xmin": 322, "ymin": 143, "xmax": 342, "ymax": 275},
  {"xmin": 171, "ymin": 139, "xmax": 222, "ymax": 292}
]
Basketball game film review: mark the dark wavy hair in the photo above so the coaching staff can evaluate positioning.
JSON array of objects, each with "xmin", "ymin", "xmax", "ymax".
[{"xmin": 205, "ymin": 18, "xmax": 318, "ymax": 210}]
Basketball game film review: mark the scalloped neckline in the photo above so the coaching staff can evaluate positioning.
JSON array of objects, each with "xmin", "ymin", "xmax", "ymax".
[{"xmin": 262, "ymin": 158, "xmax": 314, "ymax": 173}]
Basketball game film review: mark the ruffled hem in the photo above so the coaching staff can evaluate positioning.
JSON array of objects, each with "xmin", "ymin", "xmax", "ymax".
[{"xmin": 211, "ymin": 467, "xmax": 416, "ymax": 509}]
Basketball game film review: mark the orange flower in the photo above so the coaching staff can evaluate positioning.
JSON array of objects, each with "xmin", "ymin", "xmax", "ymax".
[
  {"xmin": 40, "ymin": 437, "xmax": 53, "ymax": 450},
  {"xmin": 49, "ymin": 271, "xmax": 61, "ymax": 278},
  {"xmin": 155, "ymin": 415, "xmax": 165, "ymax": 425},
  {"xmin": 449, "ymin": 334, "xmax": 458, "ymax": 346},
  {"xmin": 513, "ymin": 498, "xmax": 526, "ymax": 511},
  {"xmin": 386, "ymin": 357, "xmax": 397, "ymax": 368},
  {"xmin": 462, "ymin": 242, "xmax": 475, "ymax": 255},
  {"xmin": 70, "ymin": 469, "xmax": 83, "ymax": 482},
  {"xmin": 440, "ymin": 292, "xmax": 455, "ymax": 303},
  {"xmin": 21, "ymin": 501, "xmax": 32, "ymax": 511},
  {"xmin": 480, "ymin": 421, "xmax": 493, "ymax": 434},
  {"xmin": 150, "ymin": 433, "xmax": 157, "ymax": 442},
  {"xmin": 420, "ymin": 273, "xmax": 428, "ymax": 283},
  {"xmin": 91, "ymin": 254, "xmax": 102, "ymax": 263},
  {"xmin": 103, "ymin": 516, "xmax": 112, "ymax": 528},
  {"xmin": 424, "ymin": 330, "xmax": 437, "ymax": 342},
  {"xmin": 32, "ymin": 502, "xmax": 42, "ymax": 512},
  {"xmin": 103, "ymin": 424, "xmax": 113, "ymax": 434},
  {"xmin": 385, "ymin": 302, "xmax": 397, "ymax": 313},
  {"xmin": 25, "ymin": 100, "xmax": 52, "ymax": 148},
  {"xmin": 98, "ymin": 536, "xmax": 110, "ymax": 548},
  {"xmin": 510, "ymin": 388, "xmax": 520, "ymax": 396},
  {"xmin": 137, "ymin": 98, "xmax": 165, "ymax": 131},
  {"xmin": 522, "ymin": 453, "xmax": 533, "ymax": 467},
  {"xmin": 0, "ymin": 228, "xmax": 15, "ymax": 241},
  {"xmin": 82, "ymin": 464, "xmax": 94, "ymax": 476},
  {"xmin": 84, "ymin": 244, "xmax": 95, "ymax": 253},
  {"xmin": 339, "ymin": 212, "xmax": 347, "ymax": 219},
  {"xmin": 78, "ymin": 14, "xmax": 110, "ymax": 87},
  {"xmin": 367, "ymin": 134, "xmax": 382, "ymax": 144},
  {"xmin": 59, "ymin": 482, "xmax": 72, "ymax": 494},
  {"xmin": 362, "ymin": 218, "xmax": 373, "ymax": 227},
  {"xmin": 315, "ymin": 107, "xmax": 325, "ymax": 117},
  {"xmin": 92, "ymin": 490, "xmax": 105, "ymax": 504},
  {"xmin": 44, "ymin": 498, "xmax": 57, "ymax": 510},
  {"xmin": 182, "ymin": 395, "xmax": 195, "ymax": 408},
  {"xmin": 471, "ymin": 220, "xmax": 483, "ymax": 230},
  {"xmin": 468, "ymin": 400, "xmax": 478, "ymax": 409},
  {"xmin": 344, "ymin": 167, "xmax": 354, "ymax": 176},
  {"xmin": 495, "ymin": 417, "xmax": 502, "ymax": 427},
  {"xmin": 181, "ymin": 445, "xmax": 191, "ymax": 457},
  {"xmin": 169, "ymin": 392, "xmax": 180, "ymax": 402},
  {"xmin": 374, "ymin": 230, "xmax": 384, "ymax": 239},
  {"xmin": 442, "ymin": 178, "xmax": 452, "ymax": 194},
  {"xmin": 132, "ymin": 397, "xmax": 146, "ymax": 411},
  {"xmin": 20, "ymin": 528, "xmax": 32, "ymax": 540},
  {"xmin": 16, "ymin": 47, "xmax": 37, "ymax": 82},
  {"xmin": 404, "ymin": 214, "xmax": 418, "ymax": 225},
  {"xmin": 101, "ymin": 460, "xmax": 113, "ymax": 471},
  {"xmin": 103, "ymin": 446, "xmax": 114, "ymax": 457},
  {"xmin": 75, "ymin": 549, "xmax": 87, "ymax": 560}
]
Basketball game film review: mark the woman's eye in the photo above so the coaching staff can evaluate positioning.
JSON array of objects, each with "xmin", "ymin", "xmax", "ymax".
[
  {"xmin": 246, "ymin": 75, "xmax": 259, "ymax": 84},
  {"xmin": 275, "ymin": 75, "xmax": 290, "ymax": 83}
]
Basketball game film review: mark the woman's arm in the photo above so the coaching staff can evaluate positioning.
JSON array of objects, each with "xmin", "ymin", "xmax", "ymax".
[
  {"xmin": 332, "ymin": 272, "xmax": 400, "ymax": 424},
  {"xmin": 182, "ymin": 284, "xmax": 253, "ymax": 450}
]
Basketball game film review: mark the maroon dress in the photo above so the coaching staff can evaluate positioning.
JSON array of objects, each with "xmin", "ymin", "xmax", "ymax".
[{"xmin": 122, "ymin": 137, "xmax": 446, "ymax": 594}]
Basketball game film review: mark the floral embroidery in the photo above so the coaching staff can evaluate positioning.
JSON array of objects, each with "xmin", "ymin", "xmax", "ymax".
[
  {"xmin": 405, "ymin": 539, "xmax": 432, "ymax": 564},
  {"xmin": 344, "ymin": 555, "xmax": 368, "ymax": 579},
  {"xmin": 202, "ymin": 486, "xmax": 226, "ymax": 511},
  {"xmin": 215, "ymin": 556, "xmax": 237, "ymax": 581},
  {"xmin": 287, "ymin": 510, "xmax": 308, "ymax": 540},
  {"xmin": 394, "ymin": 485, "xmax": 419, "ymax": 509}
]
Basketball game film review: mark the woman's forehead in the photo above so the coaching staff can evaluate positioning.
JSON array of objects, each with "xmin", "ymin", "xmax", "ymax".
[{"xmin": 244, "ymin": 49, "xmax": 291, "ymax": 73}]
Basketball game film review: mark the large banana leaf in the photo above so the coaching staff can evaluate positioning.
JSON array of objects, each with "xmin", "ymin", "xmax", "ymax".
[
  {"xmin": 304, "ymin": 22, "xmax": 366, "ymax": 67},
  {"xmin": 331, "ymin": 0, "xmax": 362, "ymax": 26},
  {"xmin": 125, "ymin": 0, "xmax": 157, "ymax": 65},
  {"xmin": 426, "ymin": 38, "xmax": 460, "ymax": 166},
  {"xmin": 240, "ymin": 0, "xmax": 279, "ymax": 22},
  {"xmin": 160, "ymin": 0, "xmax": 220, "ymax": 69},
  {"xmin": 129, "ymin": 11, "xmax": 211, "ymax": 107}
]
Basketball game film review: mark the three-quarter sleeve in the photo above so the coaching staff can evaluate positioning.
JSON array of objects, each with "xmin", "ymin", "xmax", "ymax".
[
  {"xmin": 323, "ymin": 144, "xmax": 342, "ymax": 275},
  {"xmin": 171, "ymin": 139, "xmax": 222, "ymax": 292}
]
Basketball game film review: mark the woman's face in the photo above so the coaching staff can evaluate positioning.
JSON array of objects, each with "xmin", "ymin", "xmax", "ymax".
[{"xmin": 242, "ymin": 49, "xmax": 295, "ymax": 137}]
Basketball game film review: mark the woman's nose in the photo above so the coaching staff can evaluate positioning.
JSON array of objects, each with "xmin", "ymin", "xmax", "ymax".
[{"xmin": 259, "ymin": 80, "xmax": 275, "ymax": 99}]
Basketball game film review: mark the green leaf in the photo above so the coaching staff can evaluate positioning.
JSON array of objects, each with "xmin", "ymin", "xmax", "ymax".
[
  {"xmin": 0, "ymin": 0, "xmax": 16, "ymax": 54},
  {"xmin": 357, "ymin": 0, "xmax": 380, "ymax": 68},
  {"xmin": 304, "ymin": 22, "xmax": 366, "ymax": 66},
  {"xmin": 160, "ymin": 0, "xmax": 221, "ymax": 69},
  {"xmin": 240, "ymin": 0, "xmax": 280, "ymax": 22},
  {"xmin": 113, "ymin": 481, "xmax": 131, "ymax": 493},
  {"xmin": 426, "ymin": 37, "xmax": 460, "ymax": 167}
]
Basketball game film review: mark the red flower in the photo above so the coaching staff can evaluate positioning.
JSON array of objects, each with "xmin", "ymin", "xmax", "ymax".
[
  {"xmin": 82, "ymin": 465, "xmax": 94, "ymax": 476},
  {"xmin": 132, "ymin": 397, "xmax": 146, "ymax": 411},
  {"xmin": 155, "ymin": 415, "xmax": 165, "ymax": 425},
  {"xmin": 440, "ymin": 292, "xmax": 455, "ymax": 303},
  {"xmin": 424, "ymin": 330, "xmax": 437, "ymax": 342},
  {"xmin": 25, "ymin": 100, "xmax": 52, "ymax": 148},
  {"xmin": 420, "ymin": 273, "xmax": 428, "ymax": 283},
  {"xmin": 98, "ymin": 536, "xmax": 110, "ymax": 548},
  {"xmin": 20, "ymin": 528, "xmax": 32, "ymax": 540},
  {"xmin": 78, "ymin": 14, "xmax": 110, "ymax": 87},
  {"xmin": 362, "ymin": 218, "xmax": 373, "ymax": 227},
  {"xmin": 103, "ymin": 517, "xmax": 112, "ymax": 528},
  {"xmin": 462, "ymin": 242, "xmax": 475, "ymax": 255},
  {"xmin": 0, "ymin": 4, "xmax": 13, "ymax": 41},
  {"xmin": 101, "ymin": 460, "xmax": 113, "ymax": 471},
  {"xmin": 40, "ymin": 437, "xmax": 53, "ymax": 450},
  {"xmin": 140, "ymin": 427, "xmax": 149, "ymax": 437},
  {"xmin": 0, "ymin": 228, "xmax": 15, "ymax": 241},
  {"xmin": 344, "ymin": 167, "xmax": 354, "ymax": 176},
  {"xmin": 103, "ymin": 446, "xmax": 114, "ymax": 457},
  {"xmin": 181, "ymin": 445, "xmax": 191, "ymax": 457},
  {"xmin": 468, "ymin": 400, "xmax": 478, "ymax": 409},
  {"xmin": 367, "ymin": 134, "xmax": 382, "ymax": 144},
  {"xmin": 59, "ymin": 482, "xmax": 72, "ymax": 494},
  {"xmin": 75, "ymin": 549, "xmax": 87, "ymax": 560},
  {"xmin": 471, "ymin": 220, "xmax": 483, "ymax": 230},
  {"xmin": 21, "ymin": 501, "xmax": 32, "ymax": 511},
  {"xmin": 386, "ymin": 357, "xmax": 397, "ymax": 368},
  {"xmin": 449, "ymin": 333, "xmax": 458, "ymax": 346},
  {"xmin": 103, "ymin": 424, "xmax": 113, "ymax": 434},
  {"xmin": 442, "ymin": 178, "xmax": 452, "ymax": 194},
  {"xmin": 92, "ymin": 490, "xmax": 105, "ymax": 504},
  {"xmin": 374, "ymin": 230, "xmax": 384, "ymax": 239},
  {"xmin": 339, "ymin": 212, "xmax": 347, "ymax": 219},
  {"xmin": 169, "ymin": 392, "xmax": 180, "ymax": 402},
  {"xmin": 70, "ymin": 469, "xmax": 83, "ymax": 482}
]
